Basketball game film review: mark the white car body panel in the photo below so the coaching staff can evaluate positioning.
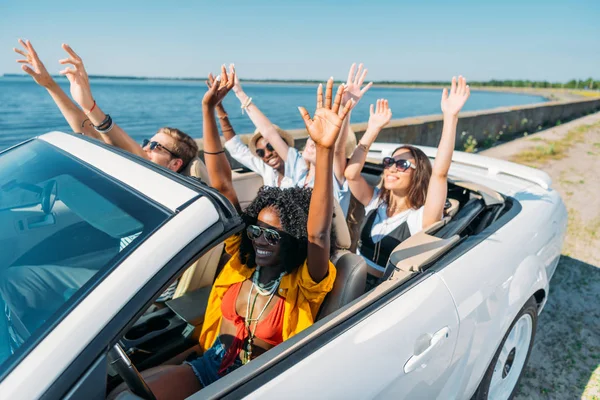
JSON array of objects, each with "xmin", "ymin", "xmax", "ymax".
[
  {"xmin": 437, "ymin": 185, "xmax": 565, "ymax": 398},
  {"xmin": 39, "ymin": 132, "xmax": 198, "ymax": 212},
  {"xmin": 0, "ymin": 198, "xmax": 219, "ymax": 399},
  {"xmin": 245, "ymin": 274, "xmax": 460, "ymax": 400}
]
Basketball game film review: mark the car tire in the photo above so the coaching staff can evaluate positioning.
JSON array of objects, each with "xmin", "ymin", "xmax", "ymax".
[{"xmin": 472, "ymin": 296, "xmax": 538, "ymax": 400}]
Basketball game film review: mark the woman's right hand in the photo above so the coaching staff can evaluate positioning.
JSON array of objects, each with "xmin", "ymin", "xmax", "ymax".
[
  {"xmin": 14, "ymin": 39, "xmax": 55, "ymax": 88},
  {"xmin": 58, "ymin": 44, "xmax": 95, "ymax": 112},
  {"xmin": 362, "ymin": 99, "xmax": 392, "ymax": 144}
]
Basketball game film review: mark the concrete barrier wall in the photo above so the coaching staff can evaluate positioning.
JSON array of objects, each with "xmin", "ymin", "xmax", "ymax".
[{"xmin": 196, "ymin": 98, "xmax": 600, "ymax": 168}]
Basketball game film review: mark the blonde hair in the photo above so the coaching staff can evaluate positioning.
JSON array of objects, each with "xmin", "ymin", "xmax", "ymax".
[{"xmin": 156, "ymin": 127, "xmax": 198, "ymax": 170}]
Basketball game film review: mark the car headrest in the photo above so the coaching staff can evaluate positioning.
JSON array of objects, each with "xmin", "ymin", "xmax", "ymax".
[
  {"xmin": 333, "ymin": 199, "xmax": 351, "ymax": 250},
  {"xmin": 181, "ymin": 156, "xmax": 210, "ymax": 184}
]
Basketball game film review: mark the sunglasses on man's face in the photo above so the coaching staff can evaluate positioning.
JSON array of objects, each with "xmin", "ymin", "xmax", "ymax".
[
  {"xmin": 246, "ymin": 224, "xmax": 282, "ymax": 246},
  {"xmin": 142, "ymin": 139, "xmax": 179, "ymax": 158},
  {"xmin": 255, "ymin": 143, "xmax": 275, "ymax": 158},
  {"xmin": 382, "ymin": 157, "xmax": 417, "ymax": 172}
]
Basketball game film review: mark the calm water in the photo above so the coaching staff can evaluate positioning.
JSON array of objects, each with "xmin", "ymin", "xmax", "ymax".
[{"xmin": 0, "ymin": 77, "xmax": 547, "ymax": 150}]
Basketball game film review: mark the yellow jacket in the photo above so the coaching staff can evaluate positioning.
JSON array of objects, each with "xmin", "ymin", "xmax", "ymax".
[{"xmin": 199, "ymin": 234, "xmax": 336, "ymax": 351}]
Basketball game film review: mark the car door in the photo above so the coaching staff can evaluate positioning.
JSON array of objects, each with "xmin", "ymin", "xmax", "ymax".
[{"xmin": 242, "ymin": 273, "xmax": 460, "ymax": 400}]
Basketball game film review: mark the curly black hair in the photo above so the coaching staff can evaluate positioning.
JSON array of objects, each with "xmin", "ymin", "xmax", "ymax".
[{"xmin": 239, "ymin": 186, "xmax": 337, "ymax": 273}]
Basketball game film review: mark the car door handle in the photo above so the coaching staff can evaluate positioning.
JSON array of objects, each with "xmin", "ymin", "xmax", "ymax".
[{"xmin": 404, "ymin": 326, "xmax": 450, "ymax": 374}]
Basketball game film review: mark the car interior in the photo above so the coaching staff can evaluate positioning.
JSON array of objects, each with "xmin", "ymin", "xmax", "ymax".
[{"xmin": 104, "ymin": 154, "xmax": 515, "ymax": 397}]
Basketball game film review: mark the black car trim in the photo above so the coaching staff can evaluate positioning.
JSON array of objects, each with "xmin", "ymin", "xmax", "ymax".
[{"xmin": 40, "ymin": 218, "xmax": 244, "ymax": 399}]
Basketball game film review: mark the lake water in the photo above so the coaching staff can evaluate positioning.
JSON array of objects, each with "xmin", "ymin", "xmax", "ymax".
[{"xmin": 0, "ymin": 77, "xmax": 547, "ymax": 150}]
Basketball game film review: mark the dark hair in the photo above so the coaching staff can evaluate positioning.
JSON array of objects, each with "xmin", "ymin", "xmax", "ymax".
[
  {"xmin": 379, "ymin": 145, "xmax": 432, "ymax": 209},
  {"xmin": 239, "ymin": 186, "xmax": 337, "ymax": 273}
]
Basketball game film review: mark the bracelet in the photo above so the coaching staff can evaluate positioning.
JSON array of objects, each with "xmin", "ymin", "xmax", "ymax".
[
  {"xmin": 94, "ymin": 114, "xmax": 112, "ymax": 132},
  {"xmin": 81, "ymin": 118, "xmax": 90, "ymax": 129},
  {"xmin": 85, "ymin": 100, "xmax": 96, "ymax": 115},
  {"xmin": 203, "ymin": 150, "xmax": 225, "ymax": 155},
  {"xmin": 357, "ymin": 142, "xmax": 370, "ymax": 152},
  {"xmin": 241, "ymin": 97, "xmax": 253, "ymax": 114},
  {"xmin": 97, "ymin": 120, "xmax": 115, "ymax": 134},
  {"xmin": 218, "ymin": 114, "xmax": 229, "ymax": 120}
]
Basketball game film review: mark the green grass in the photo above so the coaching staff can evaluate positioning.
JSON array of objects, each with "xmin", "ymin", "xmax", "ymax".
[{"xmin": 511, "ymin": 122, "xmax": 598, "ymax": 166}]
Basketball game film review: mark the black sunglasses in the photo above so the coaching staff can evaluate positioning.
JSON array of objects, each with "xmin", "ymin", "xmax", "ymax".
[
  {"xmin": 246, "ymin": 224, "xmax": 282, "ymax": 246},
  {"xmin": 255, "ymin": 143, "xmax": 275, "ymax": 158},
  {"xmin": 142, "ymin": 139, "xmax": 180, "ymax": 158},
  {"xmin": 382, "ymin": 157, "xmax": 417, "ymax": 172}
]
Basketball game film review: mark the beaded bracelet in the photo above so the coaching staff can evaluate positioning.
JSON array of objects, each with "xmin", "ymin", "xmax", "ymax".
[{"xmin": 94, "ymin": 114, "xmax": 113, "ymax": 133}]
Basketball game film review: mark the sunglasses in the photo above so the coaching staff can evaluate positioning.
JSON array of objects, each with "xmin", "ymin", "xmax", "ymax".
[
  {"xmin": 246, "ymin": 224, "xmax": 282, "ymax": 246},
  {"xmin": 255, "ymin": 143, "xmax": 275, "ymax": 158},
  {"xmin": 382, "ymin": 157, "xmax": 417, "ymax": 172},
  {"xmin": 142, "ymin": 139, "xmax": 180, "ymax": 158}
]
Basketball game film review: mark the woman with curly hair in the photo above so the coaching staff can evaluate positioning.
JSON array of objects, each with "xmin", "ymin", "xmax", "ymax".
[
  {"xmin": 345, "ymin": 76, "xmax": 470, "ymax": 273},
  {"xmin": 111, "ymin": 68, "xmax": 352, "ymax": 400}
]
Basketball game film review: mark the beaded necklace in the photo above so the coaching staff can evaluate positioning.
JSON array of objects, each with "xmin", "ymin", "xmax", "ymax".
[{"xmin": 242, "ymin": 267, "xmax": 286, "ymax": 364}]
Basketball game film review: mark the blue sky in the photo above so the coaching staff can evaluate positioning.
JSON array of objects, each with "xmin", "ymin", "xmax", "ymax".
[{"xmin": 1, "ymin": 0, "xmax": 598, "ymax": 81}]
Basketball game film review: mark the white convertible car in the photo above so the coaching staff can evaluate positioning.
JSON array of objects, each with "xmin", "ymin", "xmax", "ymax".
[{"xmin": 0, "ymin": 132, "xmax": 566, "ymax": 400}]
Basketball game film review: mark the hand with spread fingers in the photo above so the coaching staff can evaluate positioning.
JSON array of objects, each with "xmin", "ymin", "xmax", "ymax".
[
  {"xmin": 298, "ymin": 78, "xmax": 352, "ymax": 150},
  {"xmin": 341, "ymin": 63, "xmax": 373, "ymax": 110},
  {"xmin": 14, "ymin": 39, "xmax": 55, "ymax": 88},
  {"xmin": 58, "ymin": 44, "xmax": 95, "ymax": 112},
  {"xmin": 367, "ymin": 99, "xmax": 393, "ymax": 132},
  {"xmin": 203, "ymin": 65, "xmax": 235, "ymax": 108},
  {"xmin": 441, "ymin": 76, "xmax": 470, "ymax": 117}
]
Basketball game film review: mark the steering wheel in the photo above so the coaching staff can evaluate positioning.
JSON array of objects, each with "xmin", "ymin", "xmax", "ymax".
[{"xmin": 107, "ymin": 344, "xmax": 157, "ymax": 400}]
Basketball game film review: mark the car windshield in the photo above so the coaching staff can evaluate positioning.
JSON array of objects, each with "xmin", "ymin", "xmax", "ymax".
[{"xmin": 0, "ymin": 139, "xmax": 170, "ymax": 375}]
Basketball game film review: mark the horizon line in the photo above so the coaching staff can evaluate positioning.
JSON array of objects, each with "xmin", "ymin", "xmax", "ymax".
[{"xmin": 1, "ymin": 73, "xmax": 597, "ymax": 86}]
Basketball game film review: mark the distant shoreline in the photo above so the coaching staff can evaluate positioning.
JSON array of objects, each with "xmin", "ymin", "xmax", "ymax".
[{"xmin": 3, "ymin": 73, "xmax": 596, "ymax": 102}]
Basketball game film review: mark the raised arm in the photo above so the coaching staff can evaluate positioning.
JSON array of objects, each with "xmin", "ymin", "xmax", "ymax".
[
  {"xmin": 57, "ymin": 44, "xmax": 147, "ymax": 159},
  {"xmin": 299, "ymin": 78, "xmax": 352, "ymax": 283},
  {"xmin": 344, "ymin": 99, "xmax": 392, "ymax": 206},
  {"xmin": 334, "ymin": 63, "xmax": 372, "ymax": 184},
  {"xmin": 202, "ymin": 66, "xmax": 241, "ymax": 212},
  {"xmin": 232, "ymin": 69, "xmax": 291, "ymax": 161},
  {"xmin": 14, "ymin": 40, "xmax": 102, "ymax": 141},
  {"xmin": 422, "ymin": 76, "xmax": 470, "ymax": 227},
  {"xmin": 206, "ymin": 73, "xmax": 238, "ymax": 141}
]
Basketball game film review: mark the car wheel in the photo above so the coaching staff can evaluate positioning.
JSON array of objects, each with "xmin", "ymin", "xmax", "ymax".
[{"xmin": 472, "ymin": 296, "xmax": 538, "ymax": 400}]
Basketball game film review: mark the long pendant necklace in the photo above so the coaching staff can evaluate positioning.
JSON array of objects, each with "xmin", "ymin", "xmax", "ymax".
[{"xmin": 242, "ymin": 267, "xmax": 284, "ymax": 364}]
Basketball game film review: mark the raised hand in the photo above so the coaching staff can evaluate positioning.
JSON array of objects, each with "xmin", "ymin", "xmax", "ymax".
[
  {"xmin": 441, "ymin": 76, "xmax": 470, "ymax": 117},
  {"xmin": 231, "ymin": 66, "xmax": 244, "ymax": 96},
  {"xmin": 202, "ymin": 64, "xmax": 235, "ymax": 108},
  {"xmin": 342, "ymin": 63, "xmax": 373, "ymax": 109},
  {"xmin": 14, "ymin": 39, "xmax": 54, "ymax": 88},
  {"xmin": 58, "ymin": 44, "xmax": 95, "ymax": 111},
  {"xmin": 298, "ymin": 78, "xmax": 352, "ymax": 149},
  {"xmin": 368, "ymin": 99, "xmax": 393, "ymax": 131}
]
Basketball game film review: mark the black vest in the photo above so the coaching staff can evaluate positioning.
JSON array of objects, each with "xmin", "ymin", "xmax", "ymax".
[{"xmin": 359, "ymin": 208, "xmax": 412, "ymax": 269}]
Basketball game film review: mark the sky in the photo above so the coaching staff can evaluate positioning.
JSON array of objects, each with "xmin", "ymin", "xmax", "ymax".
[{"xmin": 0, "ymin": 0, "xmax": 598, "ymax": 82}]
